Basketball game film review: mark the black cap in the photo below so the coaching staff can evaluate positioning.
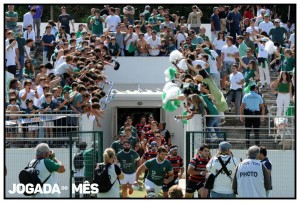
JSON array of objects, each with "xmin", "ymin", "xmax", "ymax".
[
  {"xmin": 250, "ymin": 84, "xmax": 258, "ymax": 91},
  {"xmin": 180, "ymin": 16, "xmax": 186, "ymax": 20}
]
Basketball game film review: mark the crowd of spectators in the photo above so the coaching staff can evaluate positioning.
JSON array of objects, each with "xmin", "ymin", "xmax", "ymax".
[{"xmin": 4, "ymin": 3, "xmax": 294, "ymax": 198}]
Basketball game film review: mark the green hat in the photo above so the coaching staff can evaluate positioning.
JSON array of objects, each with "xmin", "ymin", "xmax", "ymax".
[{"xmin": 63, "ymin": 85, "xmax": 71, "ymax": 92}]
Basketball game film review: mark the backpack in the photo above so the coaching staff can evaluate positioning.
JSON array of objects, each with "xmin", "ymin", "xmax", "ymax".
[
  {"xmin": 92, "ymin": 163, "xmax": 117, "ymax": 193},
  {"xmin": 19, "ymin": 159, "xmax": 51, "ymax": 196},
  {"xmin": 73, "ymin": 152, "xmax": 84, "ymax": 170}
]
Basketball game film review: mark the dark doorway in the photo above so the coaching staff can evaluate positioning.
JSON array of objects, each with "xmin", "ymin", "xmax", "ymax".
[{"xmin": 117, "ymin": 108, "xmax": 161, "ymax": 132}]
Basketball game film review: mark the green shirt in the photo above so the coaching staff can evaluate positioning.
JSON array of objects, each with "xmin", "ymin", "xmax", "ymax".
[
  {"xmin": 16, "ymin": 36, "xmax": 25, "ymax": 56},
  {"xmin": 87, "ymin": 15, "xmax": 94, "ymax": 31},
  {"xmin": 281, "ymin": 55, "xmax": 295, "ymax": 72},
  {"xmin": 116, "ymin": 150, "xmax": 139, "ymax": 174},
  {"xmin": 127, "ymin": 136, "xmax": 138, "ymax": 149},
  {"xmin": 44, "ymin": 158, "xmax": 61, "ymax": 172},
  {"xmin": 244, "ymin": 39, "xmax": 255, "ymax": 52},
  {"xmin": 201, "ymin": 94, "xmax": 219, "ymax": 115},
  {"xmin": 91, "ymin": 16, "xmax": 104, "ymax": 35},
  {"xmin": 269, "ymin": 27, "xmax": 287, "ymax": 45},
  {"xmin": 145, "ymin": 158, "xmax": 173, "ymax": 186},
  {"xmin": 244, "ymin": 68, "xmax": 255, "ymax": 85},
  {"xmin": 278, "ymin": 82, "xmax": 290, "ymax": 93},
  {"xmin": 83, "ymin": 148, "xmax": 99, "ymax": 178},
  {"xmin": 238, "ymin": 42, "xmax": 248, "ymax": 58},
  {"xmin": 148, "ymin": 16, "xmax": 161, "ymax": 32},
  {"xmin": 5, "ymin": 11, "xmax": 18, "ymax": 29},
  {"xmin": 75, "ymin": 31, "xmax": 83, "ymax": 38},
  {"xmin": 110, "ymin": 140, "xmax": 123, "ymax": 154}
]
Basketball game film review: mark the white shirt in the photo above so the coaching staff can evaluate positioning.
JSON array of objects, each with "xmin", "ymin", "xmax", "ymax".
[
  {"xmin": 33, "ymin": 159, "xmax": 60, "ymax": 198},
  {"xmin": 124, "ymin": 33, "xmax": 138, "ymax": 50},
  {"xmin": 55, "ymin": 55, "xmax": 66, "ymax": 69},
  {"xmin": 192, "ymin": 59, "xmax": 206, "ymax": 69},
  {"xmin": 213, "ymin": 39, "xmax": 226, "ymax": 50},
  {"xmin": 23, "ymin": 30, "xmax": 36, "ymax": 42},
  {"xmin": 24, "ymin": 45, "xmax": 31, "ymax": 59},
  {"xmin": 23, "ymin": 12, "xmax": 34, "ymax": 30},
  {"xmin": 146, "ymin": 36, "xmax": 161, "ymax": 56},
  {"xmin": 19, "ymin": 88, "xmax": 36, "ymax": 109},
  {"xmin": 235, "ymin": 159, "xmax": 266, "ymax": 198},
  {"xmin": 176, "ymin": 33, "xmax": 188, "ymax": 49},
  {"xmin": 283, "ymin": 23, "xmax": 295, "ymax": 34},
  {"xmin": 289, "ymin": 33, "xmax": 295, "ymax": 48},
  {"xmin": 257, "ymin": 43, "xmax": 268, "ymax": 58},
  {"xmin": 105, "ymin": 15, "xmax": 121, "ymax": 32},
  {"xmin": 144, "ymin": 33, "xmax": 151, "ymax": 41},
  {"xmin": 5, "ymin": 39, "xmax": 18, "ymax": 66},
  {"xmin": 246, "ymin": 26, "xmax": 259, "ymax": 41},
  {"xmin": 259, "ymin": 21, "xmax": 274, "ymax": 35},
  {"xmin": 206, "ymin": 155, "xmax": 238, "ymax": 194},
  {"xmin": 55, "ymin": 62, "xmax": 72, "ymax": 75},
  {"xmin": 221, "ymin": 44, "xmax": 238, "ymax": 62},
  {"xmin": 199, "ymin": 50, "xmax": 219, "ymax": 74},
  {"xmin": 229, "ymin": 71, "xmax": 244, "ymax": 90}
]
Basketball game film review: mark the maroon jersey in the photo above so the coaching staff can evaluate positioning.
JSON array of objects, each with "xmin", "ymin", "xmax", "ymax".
[
  {"xmin": 143, "ymin": 149, "xmax": 157, "ymax": 161},
  {"xmin": 144, "ymin": 130, "xmax": 155, "ymax": 142},
  {"xmin": 188, "ymin": 155, "xmax": 210, "ymax": 183},
  {"xmin": 136, "ymin": 123, "xmax": 145, "ymax": 136},
  {"xmin": 166, "ymin": 155, "xmax": 183, "ymax": 179},
  {"xmin": 142, "ymin": 124, "xmax": 151, "ymax": 133}
]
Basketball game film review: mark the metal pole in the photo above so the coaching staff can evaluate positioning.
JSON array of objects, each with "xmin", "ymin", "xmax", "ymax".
[
  {"xmin": 288, "ymin": 5, "xmax": 291, "ymax": 21},
  {"xmin": 50, "ymin": 6, "xmax": 53, "ymax": 21}
]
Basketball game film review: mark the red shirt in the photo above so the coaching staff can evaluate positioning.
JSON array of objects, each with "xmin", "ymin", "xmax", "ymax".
[
  {"xmin": 188, "ymin": 155, "xmax": 210, "ymax": 183},
  {"xmin": 243, "ymin": 11, "xmax": 254, "ymax": 19}
]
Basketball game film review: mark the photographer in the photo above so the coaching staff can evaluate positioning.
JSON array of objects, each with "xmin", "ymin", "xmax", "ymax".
[
  {"xmin": 206, "ymin": 141, "xmax": 238, "ymax": 198},
  {"xmin": 32, "ymin": 143, "xmax": 65, "ymax": 198}
]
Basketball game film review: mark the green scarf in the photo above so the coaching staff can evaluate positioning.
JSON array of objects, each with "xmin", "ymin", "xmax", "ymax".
[{"xmin": 203, "ymin": 48, "xmax": 215, "ymax": 60}]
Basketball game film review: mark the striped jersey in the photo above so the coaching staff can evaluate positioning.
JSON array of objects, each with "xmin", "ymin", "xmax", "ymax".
[
  {"xmin": 135, "ymin": 123, "xmax": 146, "ymax": 135},
  {"xmin": 143, "ymin": 149, "xmax": 157, "ymax": 161},
  {"xmin": 144, "ymin": 130, "xmax": 155, "ymax": 141},
  {"xmin": 189, "ymin": 155, "xmax": 210, "ymax": 182},
  {"xmin": 166, "ymin": 155, "xmax": 183, "ymax": 178},
  {"xmin": 142, "ymin": 124, "xmax": 151, "ymax": 133}
]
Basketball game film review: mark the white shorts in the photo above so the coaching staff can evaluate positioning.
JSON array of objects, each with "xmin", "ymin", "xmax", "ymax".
[
  {"xmin": 44, "ymin": 121, "xmax": 54, "ymax": 127},
  {"xmin": 144, "ymin": 179, "xmax": 162, "ymax": 197},
  {"xmin": 120, "ymin": 173, "xmax": 136, "ymax": 185},
  {"xmin": 28, "ymin": 125, "xmax": 38, "ymax": 131}
]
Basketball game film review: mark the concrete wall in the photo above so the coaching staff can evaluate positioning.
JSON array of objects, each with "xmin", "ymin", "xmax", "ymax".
[{"xmin": 5, "ymin": 148, "xmax": 295, "ymax": 198}]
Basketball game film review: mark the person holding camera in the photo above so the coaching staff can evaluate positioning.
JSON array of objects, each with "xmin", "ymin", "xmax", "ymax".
[
  {"xmin": 31, "ymin": 143, "xmax": 65, "ymax": 198},
  {"xmin": 206, "ymin": 141, "xmax": 238, "ymax": 198}
]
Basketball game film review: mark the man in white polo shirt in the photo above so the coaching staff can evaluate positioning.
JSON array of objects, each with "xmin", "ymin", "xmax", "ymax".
[{"xmin": 225, "ymin": 64, "xmax": 244, "ymax": 116}]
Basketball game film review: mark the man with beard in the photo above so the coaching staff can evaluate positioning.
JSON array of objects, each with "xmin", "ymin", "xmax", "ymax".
[
  {"xmin": 185, "ymin": 144, "xmax": 211, "ymax": 198},
  {"xmin": 162, "ymin": 145, "xmax": 184, "ymax": 198},
  {"xmin": 117, "ymin": 140, "xmax": 140, "ymax": 198},
  {"xmin": 134, "ymin": 147, "xmax": 174, "ymax": 198},
  {"xmin": 110, "ymin": 134, "xmax": 126, "ymax": 154}
]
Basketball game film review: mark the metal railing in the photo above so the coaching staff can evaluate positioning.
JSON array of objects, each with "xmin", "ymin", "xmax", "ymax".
[{"xmin": 201, "ymin": 114, "xmax": 295, "ymax": 150}]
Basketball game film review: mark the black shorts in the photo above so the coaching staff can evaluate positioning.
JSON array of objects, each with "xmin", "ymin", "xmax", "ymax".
[
  {"xmin": 186, "ymin": 180, "xmax": 205, "ymax": 194},
  {"xmin": 162, "ymin": 179, "xmax": 177, "ymax": 192}
]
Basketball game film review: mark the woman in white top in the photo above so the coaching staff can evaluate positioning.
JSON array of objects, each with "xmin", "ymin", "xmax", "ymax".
[
  {"xmin": 97, "ymin": 148, "xmax": 124, "ymax": 198},
  {"xmin": 213, "ymin": 31, "xmax": 226, "ymax": 57},
  {"xmin": 23, "ymin": 24, "xmax": 36, "ymax": 42}
]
